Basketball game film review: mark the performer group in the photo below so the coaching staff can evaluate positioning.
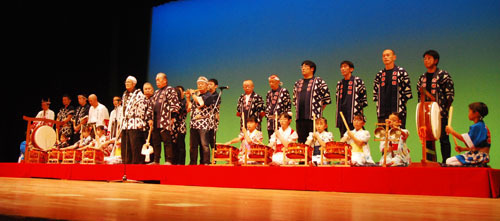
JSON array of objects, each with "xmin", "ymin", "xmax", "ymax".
[{"xmin": 24, "ymin": 49, "xmax": 491, "ymax": 167}]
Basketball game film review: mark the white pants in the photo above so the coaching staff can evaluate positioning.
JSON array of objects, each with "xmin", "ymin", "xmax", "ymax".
[
  {"xmin": 272, "ymin": 152, "xmax": 284, "ymax": 165},
  {"xmin": 351, "ymin": 152, "xmax": 366, "ymax": 166},
  {"xmin": 446, "ymin": 156, "xmax": 462, "ymax": 166},
  {"xmin": 379, "ymin": 154, "xmax": 404, "ymax": 166},
  {"xmin": 312, "ymin": 155, "xmax": 330, "ymax": 165}
]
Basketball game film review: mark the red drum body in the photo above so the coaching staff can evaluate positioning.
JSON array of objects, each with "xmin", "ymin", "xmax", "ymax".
[
  {"xmin": 247, "ymin": 144, "xmax": 273, "ymax": 164},
  {"xmin": 31, "ymin": 125, "xmax": 57, "ymax": 151},
  {"xmin": 28, "ymin": 149, "xmax": 47, "ymax": 163},
  {"xmin": 416, "ymin": 102, "xmax": 441, "ymax": 141},
  {"xmin": 324, "ymin": 142, "xmax": 352, "ymax": 159},
  {"xmin": 47, "ymin": 150, "xmax": 63, "ymax": 163},
  {"xmin": 248, "ymin": 144, "xmax": 273, "ymax": 159},
  {"xmin": 285, "ymin": 143, "xmax": 312, "ymax": 159},
  {"xmin": 213, "ymin": 145, "xmax": 239, "ymax": 165},
  {"xmin": 62, "ymin": 150, "xmax": 82, "ymax": 164},
  {"xmin": 82, "ymin": 149, "xmax": 104, "ymax": 164}
]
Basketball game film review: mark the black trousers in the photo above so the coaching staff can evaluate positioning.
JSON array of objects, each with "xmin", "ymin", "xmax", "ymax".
[
  {"xmin": 172, "ymin": 133, "xmax": 186, "ymax": 165},
  {"xmin": 426, "ymin": 117, "xmax": 451, "ymax": 163},
  {"xmin": 296, "ymin": 119, "xmax": 313, "ymax": 144},
  {"xmin": 190, "ymin": 128, "xmax": 211, "ymax": 165},
  {"xmin": 267, "ymin": 129, "xmax": 274, "ymax": 140},
  {"xmin": 121, "ymin": 129, "xmax": 145, "ymax": 164},
  {"xmin": 208, "ymin": 129, "xmax": 216, "ymax": 149},
  {"xmin": 151, "ymin": 128, "xmax": 174, "ymax": 164}
]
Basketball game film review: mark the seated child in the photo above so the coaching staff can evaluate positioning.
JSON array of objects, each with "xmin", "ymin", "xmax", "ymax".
[
  {"xmin": 340, "ymin": 114, "xmax": 374, "ymax": 166},
  {"xmin": 305, "ymin": 117, "xmax": 333, "ymax": 165},
  {"xmin": 105, "ymin": 132, "xmax": 122, "ymax": 164},
  {"xmin": 224, "ymin": 117, "xmax": 263, "ymax": 164},
  {"xmin": 93, "ymin": 125, "xmax": 114, "ymax": 156},
  {"xmin": 378, "ymin": 112, "xmax": 410, "ymax": 166},
  {"xmin": 55, "ymin": 133, "xmax": 70, "ymax": 149},
  {"xmin": 268, "ymin": 113, "xmax": 298, "ymax": 165},
  {"xmin": 445, "ymin": 102, "xmax": 490, "ymax": 166},
  {"xmin": 60, "ymin": 125, "xmax": 93, "ymax": 151},
  {"xmin": 51, "ymin": 133, "xmax": 70, "ymax": 160}
]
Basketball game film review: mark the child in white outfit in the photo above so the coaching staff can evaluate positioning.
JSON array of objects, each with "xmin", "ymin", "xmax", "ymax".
[
  {"xmin": 378, "ymin": 113, "xmax": 411, "ymax": 166},
  {"xmin": 340, "ymin": 114, "xmax": 375, "ymax": 166},
  {"xmin": 305, "ymin": 117, "xmax": 333, "ymax": 165},
  {"xmin": 225, "ymin": 117, "xmax": 263, "ymax": 164},
  {"xmin": 269, "ymin": 113, "xmax": 298, "ymax": 165}
]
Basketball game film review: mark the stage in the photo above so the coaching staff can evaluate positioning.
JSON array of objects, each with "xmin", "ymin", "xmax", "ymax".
[{"xmin": 0, "ymin": 163, "xmax": 499, "ymax": 198}]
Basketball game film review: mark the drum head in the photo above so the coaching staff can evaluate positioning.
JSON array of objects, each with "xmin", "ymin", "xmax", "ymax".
[
  {"xmin": 416, "ymin": 102, "xmax": 441, "ymax": 140},
  {"xmin": 32, "ymin": 125, "xmax": 57, "ymax": 150},
  {"xmin": 430, "ymin": 102, "xmax": 441, "ymax": 139}
]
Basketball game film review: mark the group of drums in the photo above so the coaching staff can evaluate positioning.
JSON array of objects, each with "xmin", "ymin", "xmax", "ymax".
[
  {"xmin": 27, "ymin": 124, "xmax": 108, "ymax": 164},
  {"xmin": 213, "ymin": 142, "xmax": 352, "ymax": 166}
]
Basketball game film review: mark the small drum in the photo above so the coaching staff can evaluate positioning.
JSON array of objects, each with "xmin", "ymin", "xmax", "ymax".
[
  {"xmin": 82, "ymin": 149, "xmax": 104, "ymax": 164},
  {"xmin": 28, "ymin": 149, "xmax": 47, "ymax": 163},
  {"xmin": 416, "ymin": 102, "xmax": 441, "ymax": 141},
  {"xmin": 47, "ymin": 150, "xmax": 63, "ymax": 164},
  {"xmin": 248, "ymin": 144, "xmax": 273, "ymax": 163},
  {"xmin": 31, "ymin": 125, "xmax": 57, "ymax": 151},
  {"xmin": 324, "ymin": 142, "xmax": 352, "ymax": 159},
  {"xmin": 285, "ymin": 143, "xmax": 312, "ymax": 159},
  {"xmin": 213, "ymin": 144, "xmax": 239, "ymax": 164},
  {"xmin": 62, "ymin": 150, "xmax": 82, "ymax": 164}
]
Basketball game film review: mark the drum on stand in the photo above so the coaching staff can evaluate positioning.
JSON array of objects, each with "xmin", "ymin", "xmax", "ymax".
[
  {"xmin": 212, "ymin": 144, "xmax": 239, "ymax": 165},
  {"xmin": 82, "ymin": 149, "xmax": 104, "ymax": 164},
  {"xmin": 320, "ymin": 141, "xmax": 351, "ymax": 166},
  {"xmin": 416, "ymin": 101, "xmax": 442, "ymax": 162},
  {"xmin": 283, "ymin": 143, "xmax": 312, "ymax": 165},
  {"xmin": 62, "ymin": 150, "xmax": 82, "ymax": 164},
  {"xmin": 47, "ymin": 150, "xmax": 63, "ymax": 164},
  {"xmin": 246, "ymin": 144, "xmax": 273, "ymax": 165}
]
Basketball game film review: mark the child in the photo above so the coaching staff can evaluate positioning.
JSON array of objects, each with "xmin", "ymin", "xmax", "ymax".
[
  {"xmin": 340, "ymin": 114, "xmax": 375, "ymax": 166},
  {"xmin": 61, "ymin": 125, "xmax": 93, "ymax": 151},
  {"xmin": 269, "ymin": 113, "xmax": 298, "ymax": 165},
  {"xmin": 56, "ymin": 133, "xmax": 70, "ymax": 149},
  {"xmin": 445, "ymin": 102, "xmax": 490, "ymax": 166},
  {"xmin": 105, "ymin": 131, "xmax": 122, "ymax": 164},
  {"xmin": 305, "ymin": 117, "xmax": 333, "ymax": 165},
  {"xmin": 47, "ymin": 133, "xmax": 70, "ymax": 163},
  {"xmin": 379, "ymin": 112, "xmax": 410, "ymax": 166},
  {"xmin": 94, "ymin": 125, "xmax": 114, "ymax": 156},
  {"xmin": 224, "ymin": 117, "xmax": 263, "ymax": 164}
]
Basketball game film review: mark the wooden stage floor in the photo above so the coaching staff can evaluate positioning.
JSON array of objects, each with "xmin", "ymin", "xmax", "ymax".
[{"xmin": 0, "ymin": 177, "xmax": 498, "ymax": 220}]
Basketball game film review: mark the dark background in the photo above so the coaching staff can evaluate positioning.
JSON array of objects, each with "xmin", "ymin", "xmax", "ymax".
[{"xmin": 5, "ymin": 1, "xmax": 172, "ymax": 162}]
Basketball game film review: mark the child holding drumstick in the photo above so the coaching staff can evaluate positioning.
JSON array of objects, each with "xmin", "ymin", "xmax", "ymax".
[
  {"xmin": 269, "ymin": 113, "xmax": 298, "ymax": 165},
  {"xmin": 378, "ymin": 112, "xmax": 410, "ymax": 166},
  {"xmin": 340, "ymin": 114, "xmax": 374, "ymax": 166},
  {"xmin": 305, "ymin": 117, "xmax": 333, "ymax": 165},
  {"xmin": 224, "ymin": 117, "xmax": 263, "ymax": 163},
  {"xmin": 445, "ymin": 102, "xmax": 490, "ymax": 166}
]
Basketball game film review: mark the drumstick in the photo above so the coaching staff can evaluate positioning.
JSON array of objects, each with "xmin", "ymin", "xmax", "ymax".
[
  {"xmin": 92, "ymin": 124, "xmax": 100, "ymax": 148},
  {"xmin": 312, "ymin": 115, "xmax": 316, "ymax": 143},
  {"xmin": 339, "ymin": 112, "xmax": 351, "ymax": 132},
  {"xmin": 448, "ymin": 106, "xmax": 459, "ymax": 146}
]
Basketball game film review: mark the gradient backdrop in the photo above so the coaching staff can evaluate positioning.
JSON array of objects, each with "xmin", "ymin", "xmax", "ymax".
[{"xmin": 148, "ymin": 0, "xmax": 500, "ymax": 167}]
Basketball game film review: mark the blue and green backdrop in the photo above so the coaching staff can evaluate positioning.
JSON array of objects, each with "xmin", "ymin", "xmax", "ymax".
[{"xmin": 148, "ymin": 0, "xmax": 500, "ymax": 167}]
